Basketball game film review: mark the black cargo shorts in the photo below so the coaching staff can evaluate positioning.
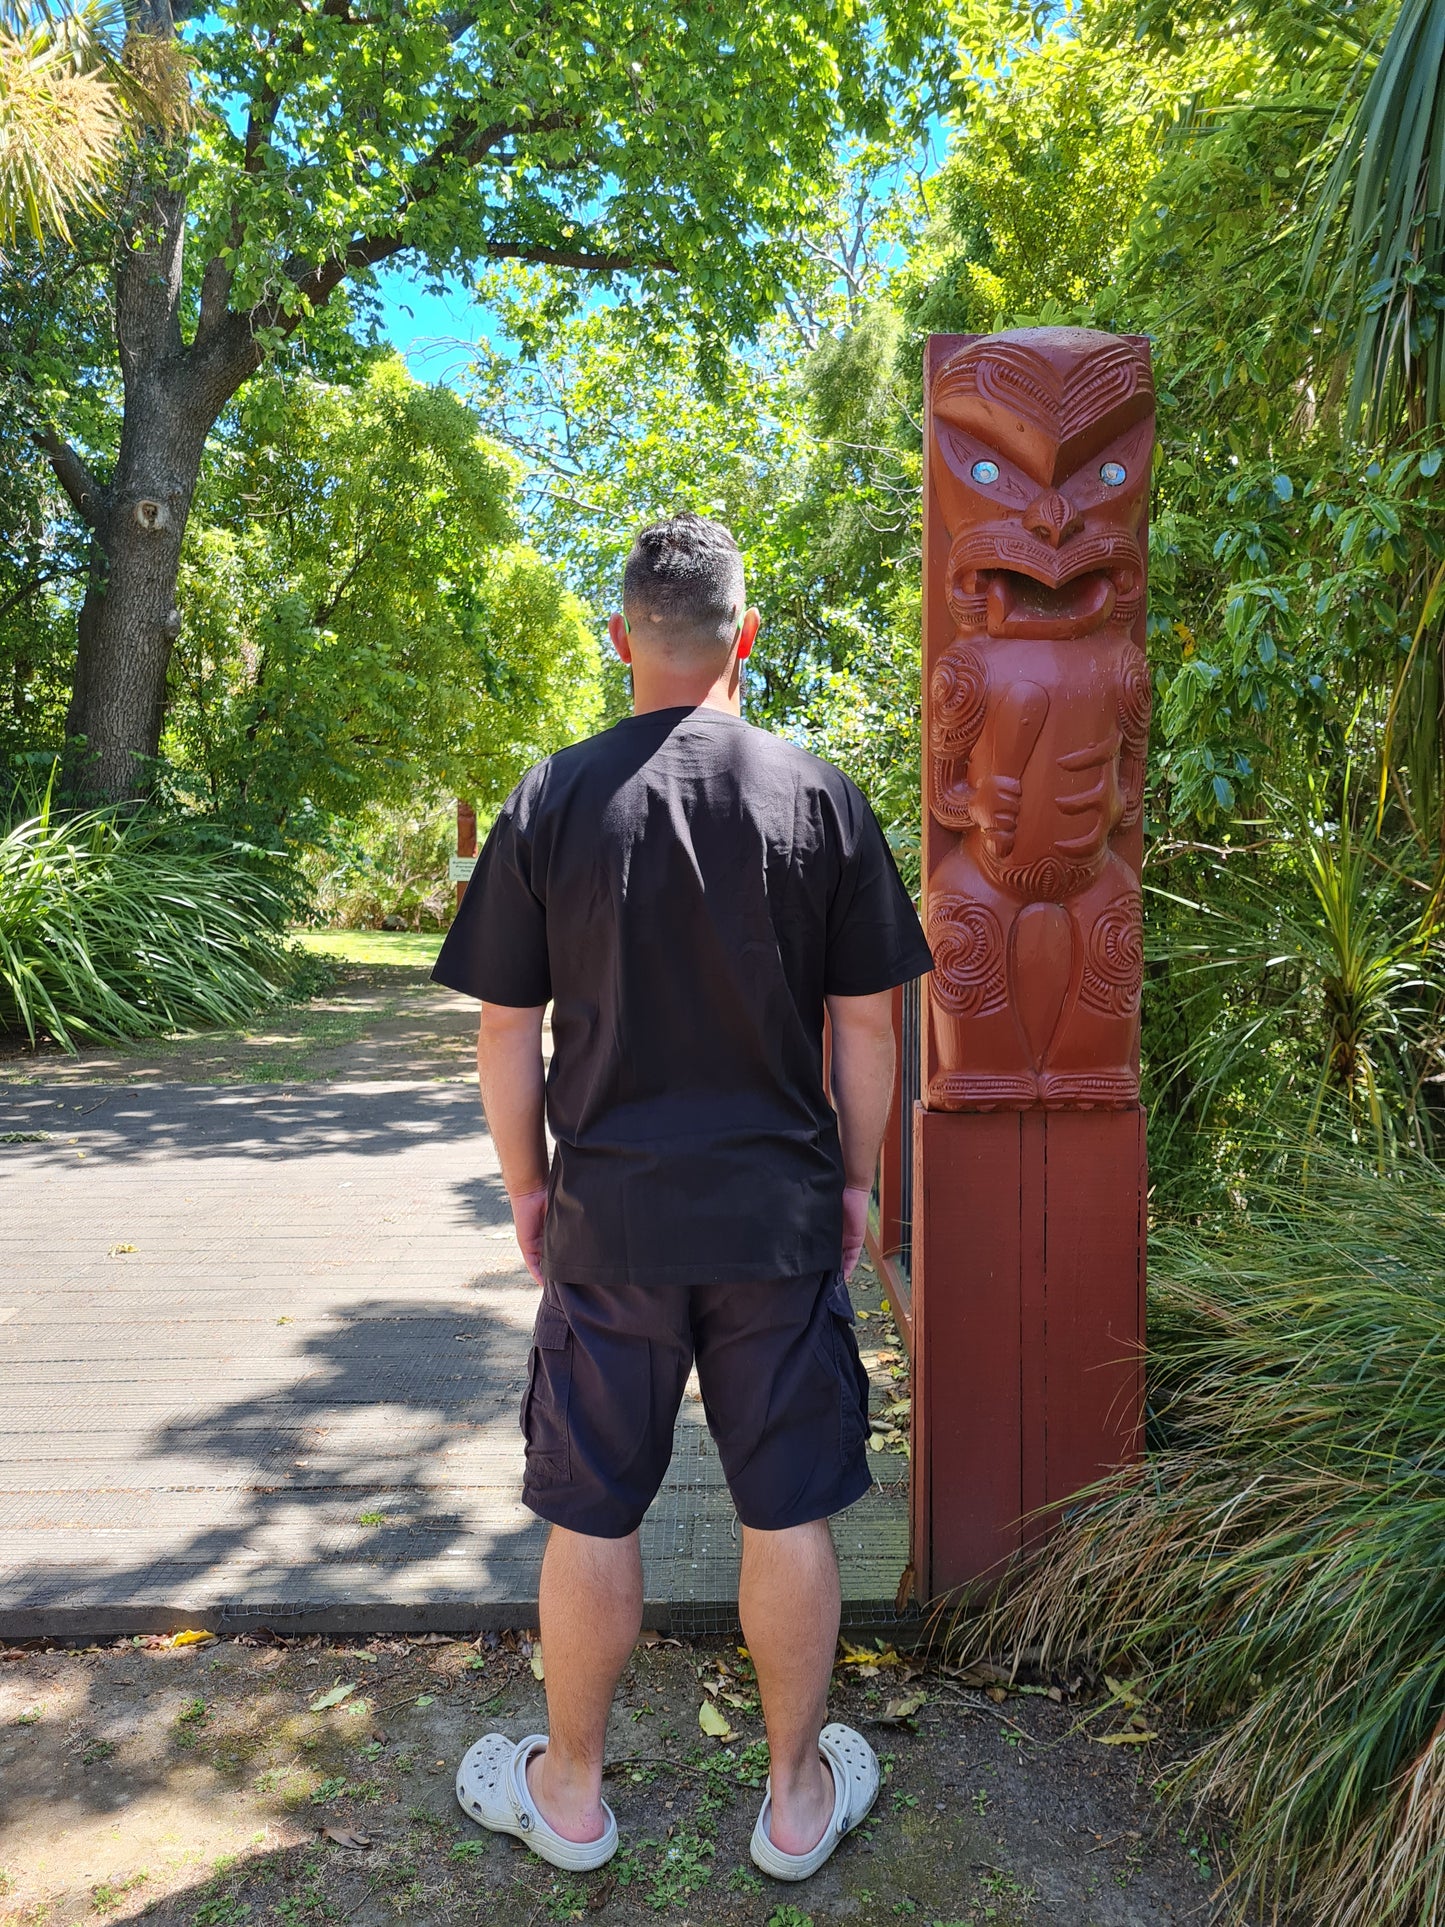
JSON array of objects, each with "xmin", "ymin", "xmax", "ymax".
[{"xmin": 519, "ymin": 1270, "xmax": 874, "ymax": 1538}]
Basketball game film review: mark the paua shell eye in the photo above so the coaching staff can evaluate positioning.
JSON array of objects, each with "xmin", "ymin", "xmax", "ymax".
[
  {"xmin": 1099, "ymin": 461, "xmax": 1127, "ymax": 486},
  {"xmin": 970, "ymin": 460, "xmax": 1000, "ymax": 485}
]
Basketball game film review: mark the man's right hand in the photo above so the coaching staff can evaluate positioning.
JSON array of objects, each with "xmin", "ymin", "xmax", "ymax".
[{"xmin": 509, "ymin": 1187, "xmax": 548, "ymax": 1286}]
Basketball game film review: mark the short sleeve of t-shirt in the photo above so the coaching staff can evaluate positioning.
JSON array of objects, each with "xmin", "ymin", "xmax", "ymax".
[
  {"xmin": 824, "ymin": 791, "xmax": 935, "ymax": 996},
  {"xmin": 431, "ymin": 787, "xmax": 551, "ymax": 1007}
]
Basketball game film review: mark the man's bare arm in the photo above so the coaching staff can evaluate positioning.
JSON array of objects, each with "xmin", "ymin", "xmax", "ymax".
[
  {"xmin": 826, "ymin": 988, "xmax": 897, "ymax": 1278},
  {"xmin": 477, "ymin": 1001, "xmax": 549, "ymax": 1284}
]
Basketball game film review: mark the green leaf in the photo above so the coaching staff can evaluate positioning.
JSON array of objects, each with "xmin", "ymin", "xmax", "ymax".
[{"xmin": 309, "ymin": 1683, "xmax": 356, "ymax": 1711}]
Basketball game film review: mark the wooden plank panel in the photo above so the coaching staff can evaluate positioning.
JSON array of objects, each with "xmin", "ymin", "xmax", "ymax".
[
  {"xmin": 1018, "ymin": 1112, "xmax": 1047, "ymax": 1539},
  {"xmin": 913, "ymin": 1108, "xmax": 1021, "ymax": 1596},
  {"xmin": 1040, "ymin": 1108, "xmax": 1146, "ymax": 1510}
]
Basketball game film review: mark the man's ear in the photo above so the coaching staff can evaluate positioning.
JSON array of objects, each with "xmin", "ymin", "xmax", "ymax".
[
  {"xmin": 608, "ymin": 611, "xmax": 632, "ymax": 665},
  {"xmin": 736, "ymin": 606, "xmax": 761, "ymax": 662}
]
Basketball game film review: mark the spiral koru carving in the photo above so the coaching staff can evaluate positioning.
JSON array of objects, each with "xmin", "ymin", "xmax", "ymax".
[
  {"xmin": 1116, "ymin": 647, "xmax": 1151, "ymax": 831},
  {"xmin": 1080, "ymin": 895, "xmax": 1144, "ymax": 1017},
  {"xmin": 928, "ymin": 896, "xmax": 1007, "ymax": 1016},
  {"xmin": 1118, "ymin": 647, "xmax": 1151, "ymax": 755},
  {"xmin": 930, "ymin": 644, "xmax": 989, "ymax": 758}
]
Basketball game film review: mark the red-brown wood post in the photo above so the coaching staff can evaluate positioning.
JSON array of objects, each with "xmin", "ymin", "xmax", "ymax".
[
  {"xmin": 911, "ymin": 329, "xmax": 1151, "ymax": 1600},
  {"xmin": 453, "ymin": 800, "xmax": 478, "ymax": 912}
]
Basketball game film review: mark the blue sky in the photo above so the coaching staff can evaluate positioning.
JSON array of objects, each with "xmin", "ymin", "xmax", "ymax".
[{"xmin": 369, "ymin": 266, "xmax": 501, "ymax": 387}]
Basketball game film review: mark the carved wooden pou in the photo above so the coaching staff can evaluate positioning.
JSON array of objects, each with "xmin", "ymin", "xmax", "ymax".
[
  {"xmin": 926, "ymin": 328, "xmax": 1152, "ymax": 1108},
  {"xmin": 910, "ymin": 328, "xmax": 1151, "ymax": 1599}
]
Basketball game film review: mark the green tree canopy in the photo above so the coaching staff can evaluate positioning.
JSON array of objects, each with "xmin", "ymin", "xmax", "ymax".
[
  {"xmin": 167, "ymin": 354, "xmax": 600, "ymax": 837},
  {"xmin": 13, "ymin": 0, "xmax": 948, "ymax": 801}
]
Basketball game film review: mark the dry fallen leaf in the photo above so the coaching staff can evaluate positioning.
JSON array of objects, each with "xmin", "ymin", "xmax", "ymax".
[
  {"xmin": 530, "ymin": 1643, "xmax": 545, "ymax": 1682},
  {"xmin": 1093, "ymin": 1728, "xmax": 1158, "ymax": 1746},
  {"xmin": 168, "ymin": 1629, "xmax": 215, "ymax": 1648},
  {"xmin": 838, "ymin": 1641, "xmax": 902, "ymax": 1670},
  {"xmin": 880, "ymin": 1692, "xmax": 926, "ymax": 1722},
  {"xmin": 951, "ymin": 1660, "xmax": 1012, "ymax": 1689},
  {"xmin": 698, "ymin": 1699, "xmax": 735, "ymax": 1741},
  {"xmin": 894, "ymin": 1564, "xmax": 915, "ymax": 1615},
  {"xmin": 1104, "ymin": 1674, "xmax": 1146, "ymax": 1711},
  {"xmin": 321, "ymin": 1827, "xmax": 372, "ymax": 1849},
  {"xmin": 310, "ymin": 1683, "xmax": 356, "ymax": 1712},
  {"xmin": 108, "ymin": 1243, "xmax": 136, "ymax": 1257}
]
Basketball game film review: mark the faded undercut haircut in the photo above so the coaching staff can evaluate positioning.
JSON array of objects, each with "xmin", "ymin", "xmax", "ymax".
[{"xmin": 621, "ymin": 511, "xmax": 745, "ymax": 655}]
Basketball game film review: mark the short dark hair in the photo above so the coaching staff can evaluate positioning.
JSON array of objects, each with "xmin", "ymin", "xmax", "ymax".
[{"xmin": 621, "ymin": 511, "xmax": 745, "ymax": 652}]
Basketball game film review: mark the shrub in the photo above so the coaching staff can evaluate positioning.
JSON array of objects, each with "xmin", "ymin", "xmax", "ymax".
[
  {"xmin": 299, "ymin": 800, "xmax": 455, "ymax": 931},
  {"xmin": 0, "ymin": 788, "xmax": 303, "ymax": 1048},
  {"xmin": 968, "ymin": 1148, "xmax": 1445, "ymax": 1925}
]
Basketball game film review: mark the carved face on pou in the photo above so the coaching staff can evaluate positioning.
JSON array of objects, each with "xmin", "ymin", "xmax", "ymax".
[{"xmin": 931, "ymin": 328, "xmax": 1153, "ymax": 641}]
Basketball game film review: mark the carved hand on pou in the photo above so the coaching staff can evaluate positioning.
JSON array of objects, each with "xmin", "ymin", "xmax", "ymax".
[{"xmin": 972, "ymin": 771, "xmax": 1024, "ymax": 856}]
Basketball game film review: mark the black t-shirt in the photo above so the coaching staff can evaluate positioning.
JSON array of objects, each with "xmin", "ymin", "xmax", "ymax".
[{"xmin": 431, "ymin": 706, "xmax": 934, "ymax": 1286}]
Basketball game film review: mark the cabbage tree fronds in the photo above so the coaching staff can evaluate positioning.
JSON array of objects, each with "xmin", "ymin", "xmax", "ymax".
[
  {"xmin": 0, "ymin": 4, "xmax": 123, "ymax": 243},
  {"xmin": 0, "ymin": 1, "xmax": 198, "ymax": 245},
  {"xmin": 1305, "ymin": 0, "xmax": 1445, "ymax": 436}
]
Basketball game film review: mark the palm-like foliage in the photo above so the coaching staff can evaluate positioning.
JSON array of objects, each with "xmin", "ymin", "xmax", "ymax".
[
  {"xmin": 0, "ymin": 2, "xmax": 122, "ymax": 243},
  {"xmin": 0, "ymin": 0, "xmax": 195, "ymax": 245},
  {"xmin": 1148, "ymin": 784, "xmax": 1445, "ymax": 1163},
  {"xmin": 1305, "ymin": 0, "xmax": 1445, "ymax": 435},
  {"xmin": 964, "ymin": 1149, "xmax": 1445, "ymax": 1926},
  {"xmin": 0, "ymin": 786, "xmax": 299, "ymax": 1048}
]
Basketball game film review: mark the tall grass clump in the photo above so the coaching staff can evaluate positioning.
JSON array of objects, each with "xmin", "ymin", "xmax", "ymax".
[
  {"xmin": 966, "ymin": 1148, "xmax": 1445, "ymax": 1925},
  {"xmin": 0, "ymin": 790, "xmax": 301, "ymax": 1048},
  {"xmin": 1147, "ymin": 782, "xmax": 1445, "ymax": 1170}
]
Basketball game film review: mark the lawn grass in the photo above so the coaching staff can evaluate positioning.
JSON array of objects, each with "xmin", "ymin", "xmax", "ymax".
[{"xmin": 291, "ymin": 930, "xmax": 445, "ymax": 968}]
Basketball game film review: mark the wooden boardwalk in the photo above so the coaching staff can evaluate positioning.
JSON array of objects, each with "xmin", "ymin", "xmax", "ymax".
[{"xmin": 0, "ymin": 1073, "xmax": 908, "ymax": 1639}]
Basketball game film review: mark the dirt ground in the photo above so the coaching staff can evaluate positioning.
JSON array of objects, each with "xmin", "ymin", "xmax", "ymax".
[{"xmin": 0, "ymin": 1632, "xmax": 1237, "ymax": 1927}]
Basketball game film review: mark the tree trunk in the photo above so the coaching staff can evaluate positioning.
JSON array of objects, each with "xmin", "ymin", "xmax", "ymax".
[
  {"xmin": 64, "ymin": 385, "xmax": 212, "ymax": 801},
  {"xmin": 55, "ymin": 7, "xmax": 259, "ymax": 801}
]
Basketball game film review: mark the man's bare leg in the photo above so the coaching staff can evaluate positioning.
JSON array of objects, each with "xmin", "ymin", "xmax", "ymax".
[
  {"xmin": 739, "ymin": 1519, "xmax": 840, "ymax": 1855},
  {"xmin": 526, "ymin": 1524, "xmax": 643, "ymax": 1842}
]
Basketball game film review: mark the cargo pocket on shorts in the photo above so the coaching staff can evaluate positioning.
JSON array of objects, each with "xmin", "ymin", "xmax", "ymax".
[
  {"xmin": 824, "ymin": 1270, "xmax": 871, "ymax": 1459},
  {"xmin": 521, "ymin": 1300, "xmax": 573, "ymax": 1482}
]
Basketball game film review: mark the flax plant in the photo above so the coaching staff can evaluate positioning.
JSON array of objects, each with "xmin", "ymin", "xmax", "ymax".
[
  {"xmin": 966, "ymin": 1150, "xmax": 1445, "ymax": 1925},
  {"xmin": 0, "ymin": 787, "xmax": 297, "ymax": 1047}
]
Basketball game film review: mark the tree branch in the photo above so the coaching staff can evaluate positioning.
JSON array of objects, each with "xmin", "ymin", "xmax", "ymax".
[
  {"xmin": 33, "ymin": 428, "xmax": 105, "ymax": 530},
  {"xmin": 480, "ymin": 240, "xmax": 674, "ymax": 272},
  {"xmin": 0, "ymin": 566, "xmax": 77, "ymax": 625}
]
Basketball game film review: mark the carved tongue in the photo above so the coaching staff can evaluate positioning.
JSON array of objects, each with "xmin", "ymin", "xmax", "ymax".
[{"xmin": 986, "ymin": 570, "xmax": 1115, "ymax": 639}]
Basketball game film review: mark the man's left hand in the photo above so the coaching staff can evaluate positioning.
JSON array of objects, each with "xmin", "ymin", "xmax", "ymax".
[
  {"xmin": 509, "ymin": 1186, "xmax": 548, "ymax": 1286},
  {"xmin": 842, "ymin": 1184, "xmax": 870, "ymax": 1280}
]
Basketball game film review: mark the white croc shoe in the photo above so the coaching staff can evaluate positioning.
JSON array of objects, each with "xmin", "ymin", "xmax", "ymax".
[
  {"xmin": 750, "ymin": 1723, "xmax": 879, "ymax": 1882},
  {"xmin": 455, "ymin": 1732, "xmax": 618, "ymax": 1873}
]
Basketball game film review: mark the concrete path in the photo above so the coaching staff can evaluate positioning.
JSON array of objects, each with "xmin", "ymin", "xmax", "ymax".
[{"xmin": 0, "ymin": 975, "xmax": 908, "ymax": 1638}]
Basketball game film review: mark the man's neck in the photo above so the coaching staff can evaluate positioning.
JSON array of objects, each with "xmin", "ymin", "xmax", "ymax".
[{"xmin": 630, "ymin": 662, "xmax": 742, "ymax": 718}]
